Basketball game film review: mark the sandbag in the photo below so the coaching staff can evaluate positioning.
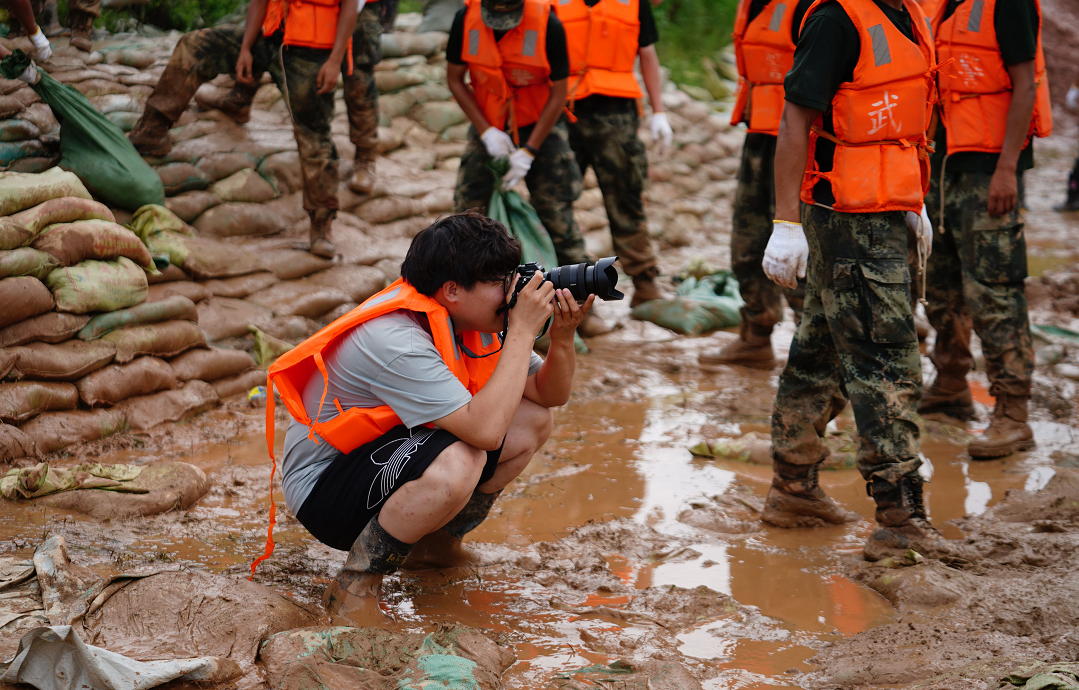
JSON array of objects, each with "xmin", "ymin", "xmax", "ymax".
[
  {"xmin": 0, "ymin": 349, "xmax": 17, "ymax": 379},
  {"xmin": 37, "ymin": 462, "xmax": 213, "ymax": 518},
  {"xmin": 256, "ymin": 151, "xmax": 302, "ymax": 195},
  {"xmin": 101, "ymin": 320, "xmax": 205, "ymax": 364},
  {"xmin": 250, "ymin": 326, "xmax": 294, "ymax": 367},
  {"xmin": 0, "ymin": 168, "xmax": 91, "ymax": 217},
  {"xmin": 105, "ymin": 49, "xmax": 155, "ymax": 68},
  {"xmin": 0, "ymin": 312, "xmax": 88, "ymax": 347},
  {"xmin": 247, "ymin": 282, "xmax": 352, "ymax": 319},
  {"xmin": 130, "ymin": 203, "xmax": 190, "ymax": 238},
  {"xmin": 78, "ymin": 295, "xmax": 199, "ymax": 340},
  {"xmin": 169, "ymin": 347, "xmax": 256, "ymax": 383},
  {"xmin": 19, "ymin": 408, "xmax": 126, "ymax": 454},
  {"xmin": 354, "ymin": 195, "xmax": 428, "ymax": 224},
  {"xmin": 380, "ymin": 31, "xmax": 449, "ymax": 58},
  {"xmin": 630, "ymin": 272, "xmax": 744, "ymax": 336},
  {"xmin": 0, "ymin": 218, "xmax": 31, "ymax": 249},
  {"xmin": 304, "ymin": 265, "xmax": 385, "ymax": 303},
  {"xmin": 0, "ymin": 381, "xmax": 79, "ymax": 423},
  {"xmin": 46, "ymin": 256, "xmax": 149, "ymax": 314},
  {"xmin": 212, "ymin": 368, "xmax": 266, "ymax": 399},
  {"xmin": 411, "ymin": 101, "xmax": 467, "ymax": 134},
  {"xmin": 200, "ymin": 271, "xmax": 278, "ymax": 299},
  {"xmin": 0, "ymin": 139, "xmax": 46, "ymax": 166},
  {"xmin": 0, "ymin": 95, "xmax": 24, "ymax": 119},
  {"xmin": 33, "ymin": 219, "xmax": 154, "ymax": 268},
  {"xmin": 210, "ymin": 168, "xmax": 277, "ymax": 203},
  {"xmin": 146, "ymin": 280, "xmax": 211, "ymax": 303},
  {"xmin": 5, "ymin": 340, "xmax": 115, "ymax": 381},
  {"xmin": 0, "ymin": 422, "xmax": 36, "ymax": 462},
  {"xmin": 1, "ymin": 196, "xmax": 115, "ymax": 238},
  {"xmin": 262, "ymin": 249, "xmax": 333, "ymax": 280},
  {"xmin": 197, "ymin": 297, "xmax": 273, "ymax": 341},
  {"xmin": 77, "ymin": 356, "xmax": 178, "ymax": 407},
  {"xmin": 140, "ymin": 228, "xmax": 265, "ymax": 280},
  {"xmin": 119, "ymin": 379, "xmax": 218, "ymax": 432},
  {"xmin": 147, "ymin": 263, "xmax": 188, "ymax": 284},
  {"xmin": 196, "ymin": 152, "xmax": 257, "ymax": 182},
  {"xmin": 0, "ymin": 276, "xmax": 54, "ymax": 328},
  {"xmin": 192, "ymin": 202, "xmax": 285, "ymax": 238},
  {"xmin": 89, "ymin": 93, "xmax": 144, "ymax": 114},
  {"xmin": 51, "ymin": 68, "xmax": 113, "ymax": 84},
  {"xmin": 0, "ymin": 118, "xmax": 40, "ymax": 141},
  {"xmin": 104, "ymin": 110, "xmax": 140, "ymax": 131},
  {"xmin": 0, "ymin": 247, "xmax": 58, "ymax": 279},
  {"xmin": 156, "ymin": 162, "xmax": 213, "ymax": 196},
  {"xmin": 375, "ymin": 69, "xmax": 427, "ymax": 93},
  {"xmin": 72, "ymin": 78, "xmax": 129, "ymax": 97}
]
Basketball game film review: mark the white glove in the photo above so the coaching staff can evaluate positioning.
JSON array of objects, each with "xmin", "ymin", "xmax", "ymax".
[
  {"xmin": 1067, "ymin": 85, "xmax": 1079, "ymax": 112},
  {"xmin": 906, "ymin": 203, "xmax": 933, "ymax": 259},
  {"xmin": 502, "ymin": 148, "xmax": 533, "ymax": 189},
  {"xmin": 762, "ymin": 220, "xmax": 809, "ymax": 289},
  {"xmin": 17, "ymin": 62, "xmax": 40, "ymax": 85},
  {"xmin": 480, "ymin": 126, "xmax": 515, "ymax": 159},
  {"xmin": 29, "ymin": 28, "xmax": 52, "ymax": 62},
  {"xmin": 651, "ymin": 112, "xmax": 673, "ymax": 151}
]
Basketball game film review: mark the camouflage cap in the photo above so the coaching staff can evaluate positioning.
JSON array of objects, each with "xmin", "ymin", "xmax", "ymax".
[{"xmin": 481, "ymin": 0, "xmax": 525, "ymax": 30}]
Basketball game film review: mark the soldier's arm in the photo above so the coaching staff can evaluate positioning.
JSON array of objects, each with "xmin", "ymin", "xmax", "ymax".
[
  {"xmin": 639, "ymin": 45, "xmax": 664, "ymax": 117},
  {"xmin": 987, "ymin": 59, "xmax": 1035, "ymax": 217},
  {"xmin": 317, "ymin": 0, "xmax": 361, "ymax": 94},
  {"xmin": 773, "ymin": 102, "xmax": 817, "ymax": 223},
  {"xmin": 524, "ymin": 78, "xmax": 566, "ymax": 151},
  {"xmin": 447, "ymin": 63, "xmax": 493, "ymax": 133},
  {"xmin": 237, "ymin": 0, "xmax": 270, "ymax": 83}
]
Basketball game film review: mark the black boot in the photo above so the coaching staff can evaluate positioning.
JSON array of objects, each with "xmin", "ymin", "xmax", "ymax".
[{"xmin": 864, "ymin": 474, "xmax": 973, "ymax": 563}]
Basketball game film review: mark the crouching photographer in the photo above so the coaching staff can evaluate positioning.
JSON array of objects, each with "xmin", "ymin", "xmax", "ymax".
[{"xmin": 268, "ymin": 211, "xmax": 595, "ymax": 625}]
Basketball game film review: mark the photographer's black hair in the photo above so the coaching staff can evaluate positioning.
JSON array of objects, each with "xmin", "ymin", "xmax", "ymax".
[{"xmin": 401, "ymin": 211, "xmax": 522, "ymax": 296}]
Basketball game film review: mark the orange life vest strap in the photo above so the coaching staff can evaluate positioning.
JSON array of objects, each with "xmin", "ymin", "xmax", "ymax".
[
  {"xmin": 811, "ymin": 125, "xmax": 924, "ymax": 151},
  {"xmin": 250, "ymin": 381, "xmax": 278, "ymax": 580}
]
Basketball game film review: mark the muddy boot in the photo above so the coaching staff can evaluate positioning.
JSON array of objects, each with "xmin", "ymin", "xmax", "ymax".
[
  {"xmin": 761, "ymin": 458, "xmax": 860, "ymax": 528},
  {"xmin": 348, "ymin": 154, "xmax": 376, "ymax": 195},
  {"xmin": 309, "ymin": 209, "xmax": 336, "ymax": 259},
  {"xmin": 323, "ymin": 515, "xmax": 412, "ymax": 625},
  {"xmin": 68, "ymin": 10, "xmax": 94, "ymax": 52},
  {"xmin": 699, "ymin": 318, "xmax": 776, "ymax": 369},
  {"xmin": 578, "ymin": 311, "xmax": 620, "ymax": 337},
  {"xmin": 864, "ymin": 474, "xmax": 973, "ymax": 563},
  {"xmin": 918, "ymin": 373, "xmax": 975, "ymax": 421},
  {"xmin": 629, "ymin": 268, "xmax": 664, "ymax": 308},
  {"xmin": 127, "ymin": 106, "xmax": 174, "ymax": 157},
  {"xmin": 1054, "ymin": 170, "xmax": 1079, "ymax": 212},
  {"xmin": 194, "ymin": 84, "xmax": 255, "ymax": 124},
  {"xmin": 967, "ymin": 392, "xmax": 1034, "ymax": 459},
  {"xmin": 403, "ymin": 489, "xmax": 502, "ymax": 570}
]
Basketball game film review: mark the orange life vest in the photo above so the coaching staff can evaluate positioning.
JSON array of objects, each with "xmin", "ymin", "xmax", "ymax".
[
  {"xmin": 250, "ymin": 278, "xmax": 502, "ymax": 577},
  {"xmin": 462, "ymin": 0, "xmax": 553, "ymax": 132},
  {"xmin": 800, "ymin": 0, "xmax": 937, "ymax": 213},
  {"xmin": 263, "ymin": 0, "xmax": 342, "ymax": 50},
  {"xmin": 553, "ymin": 0, "xmax": 644, "ymax": 104},
  {"xmin": 730, "ymin": 0, "xmax": 797, "ymax": 136},
  {"xmin": 917, "ymin": 0, "xmax": 941, "ymax": 20},
  {"xmin": 933, "ymin": 0, "xmax": 1052, "ymax": 154}
]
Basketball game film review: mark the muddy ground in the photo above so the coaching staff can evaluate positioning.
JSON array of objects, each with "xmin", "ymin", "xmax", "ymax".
[{"xmin": 3, "ymin": 36, "xmax": 1079, "ymax": 690}]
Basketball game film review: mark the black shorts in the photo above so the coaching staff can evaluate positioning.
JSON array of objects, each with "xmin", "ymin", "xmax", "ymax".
[{"xmin": 295, "ymin": 425, "xmax": 503, "ymax": 551}]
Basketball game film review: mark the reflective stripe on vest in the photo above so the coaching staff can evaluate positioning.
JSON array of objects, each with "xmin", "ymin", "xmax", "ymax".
[
  {"xmin": 730, "ymin": 0, "xmax": 796, "ymax": 136},
  {"xmin": 933, "ymin": 0, "xmax": 1052, "ymax": 154},
  {"xmin": 799, "ymin": 0, "xmax": 936, "ymax": 213},
  {"xmin": 463, "ymin": 0, "xmax": 553, "ymax": 132},
  {"xmin": 263, "ymin": 0, "xmax": 343, "ymax": 50},
  {"xmin": 552, "ymin": 0, "xmax": 644, "ymax": 103}
]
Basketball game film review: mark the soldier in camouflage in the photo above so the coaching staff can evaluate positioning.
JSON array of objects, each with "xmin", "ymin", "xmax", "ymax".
[{"xmin": 8, "ymin": 0, "xmax": 97, "ymax": 51}]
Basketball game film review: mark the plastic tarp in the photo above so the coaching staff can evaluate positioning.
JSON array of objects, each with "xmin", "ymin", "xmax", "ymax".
[{"xmin": 631, "ymin": 271, "xmax": 744, "ymax": 336}]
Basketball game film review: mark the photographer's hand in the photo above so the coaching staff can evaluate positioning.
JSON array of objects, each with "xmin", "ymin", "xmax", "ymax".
[
  {"xmin": 549, "ymin": 290, "xmax": 594, "ymax": 344},
  {"xmin": 508, "ymin": 272, "xmax": 555, "ymax": 338}
]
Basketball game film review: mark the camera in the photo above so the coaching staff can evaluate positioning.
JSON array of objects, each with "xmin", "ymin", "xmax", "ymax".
[{"xmin": 509, "ymin": 256, "xmax": 625, "ymax": 306}]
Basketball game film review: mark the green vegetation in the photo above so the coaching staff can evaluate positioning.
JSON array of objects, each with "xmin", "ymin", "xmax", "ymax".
[{"xmin": 652, "ymin": 0, "xmax": 738, "ymax": 90}]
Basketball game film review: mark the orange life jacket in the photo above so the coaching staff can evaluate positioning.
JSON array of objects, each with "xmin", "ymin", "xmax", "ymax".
[
  {"xmin": 730, "ymin": 0, "xmax": 797, "ymax": 136},
  {"xmin": 250, "ymin": 278, "xmax": 502, "ymax": 577},
  {"xmin": 462, "ymin": 0, "xmax": 553, "ymax": 133},
  {"xmin": 933, "ymin": 0, "xmax": 1052, "ymax": 154},
  {"xmin": 800, "ymin": 0, "xmax": 937, "ymax": 213},
  {"xmin": 263, "ymin": 0, "xmax": 342, "ymax": 50},
  {"xmin": 917, "ymin": 0, "xmax": 941, "ymax": 20},
  {"xmin": 553, "ymin": 0, "xmax": 644, "ymax": 104}
]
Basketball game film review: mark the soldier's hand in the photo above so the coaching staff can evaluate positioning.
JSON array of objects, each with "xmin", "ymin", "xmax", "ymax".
[
  {"xmin": 316, "ymin": 60, "xmax": 341, "ymax": 95},
  {"xmin": 236, "ymin": 50, "xmax": 254, "ymax": 84},
  {"xmin": 762, "ymin": 220, "xmax": 808, "ymax": 290},
  {"xmin": 988, "ymin": 167, "xmax": 1018, "ymax": 217}
]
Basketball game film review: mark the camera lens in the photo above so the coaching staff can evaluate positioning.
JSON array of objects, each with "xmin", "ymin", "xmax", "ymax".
[{"xmin": 544, "ymin": 256, "xmax": 624, "ymax": 301}]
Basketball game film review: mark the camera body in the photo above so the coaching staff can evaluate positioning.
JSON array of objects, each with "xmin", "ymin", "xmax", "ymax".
[{"xmin": 508, "ymin": 256, "xmax": 625, "ymax": 307}]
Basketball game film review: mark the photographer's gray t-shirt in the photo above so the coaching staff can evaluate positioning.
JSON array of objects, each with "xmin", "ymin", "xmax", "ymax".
[{"xmin": 280, "ymin": 309, "xmax": 543, "ymax": 513}]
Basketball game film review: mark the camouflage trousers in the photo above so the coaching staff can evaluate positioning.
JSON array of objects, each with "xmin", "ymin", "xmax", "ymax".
[
  {"xmin": 924, "ymin": 169, "xmax": 1033, "ymax": 398},
  {"xmin": 145, "ymin": 26, "xmax": 338, "ymax": 219},
  {"xmin": 733, "ymin": 133, "xmax": 805, "ymax": 334},
  {"xmin": 771, "ymin": 205, "xmax": 923, "ymax": 484},
  {"xmin": 343, "ymin": 1, "xmax": 383, "ymax": 164},
  {"xmin": 566, "ymin": 97, "xmax": 656, "ymax": 277},
  {"xmin": 455, "ymin": 119, "xmax": 588, "ymax": 267},
  {"xmin": 9, "ymin": 0, "xmax": 98, "ymax": 34}
]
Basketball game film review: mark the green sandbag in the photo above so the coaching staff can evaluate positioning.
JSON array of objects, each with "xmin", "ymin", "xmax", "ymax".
[
  {"xmin": 0, "ymin": 247, "xmax": 59, "ymax": 279},
  {"xmin": 130, "ymin": 203, "xmax": 191, "ymax": 238},
  {"xmin": 248, "ymin": 325, "xmax": 293, "ymax": 367},
  {"xmin": 630, "ymin": 271, "xmax": 744, "ymax": 336},
  {"xmin": 0, "ymin": 51, "xmax": 164, "ymax": 212},
  {"xmin": 46, "ymin": 256, "xmax": 149, "ymax": 314},
  {"xmin": 0, "ymin": 118, "xmax": 41, "ymax": 142},
  {"xmin": 78, "ymin": 294, "xmax": 199, "ymax": 340},
  {"xmin": 0, "ymin": 139, "xmax": 45, "ymax": 166},
  {"xmin": 485, "ymin": 158, "xmax": 586, "ymax": 353}
]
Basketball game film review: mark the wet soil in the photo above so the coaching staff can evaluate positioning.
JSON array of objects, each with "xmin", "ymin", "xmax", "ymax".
[{"xmin": 3, "ymin": 110, "xmax": 1079, "ymax": 690}]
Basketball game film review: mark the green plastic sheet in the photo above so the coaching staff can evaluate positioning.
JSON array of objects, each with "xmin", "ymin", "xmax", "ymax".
[
  {"xmin": 0, "ymin": 51, "xmax": 164, "ymax": 211},
  {"xmin": 1, "ymin": 462, "xmax": 145, "ymax": 500}
]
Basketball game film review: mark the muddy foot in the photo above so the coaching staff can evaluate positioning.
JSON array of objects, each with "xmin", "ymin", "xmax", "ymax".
[{"xmin": 760, "ymin": 485, "xmax": 861, "ymax": 528}]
